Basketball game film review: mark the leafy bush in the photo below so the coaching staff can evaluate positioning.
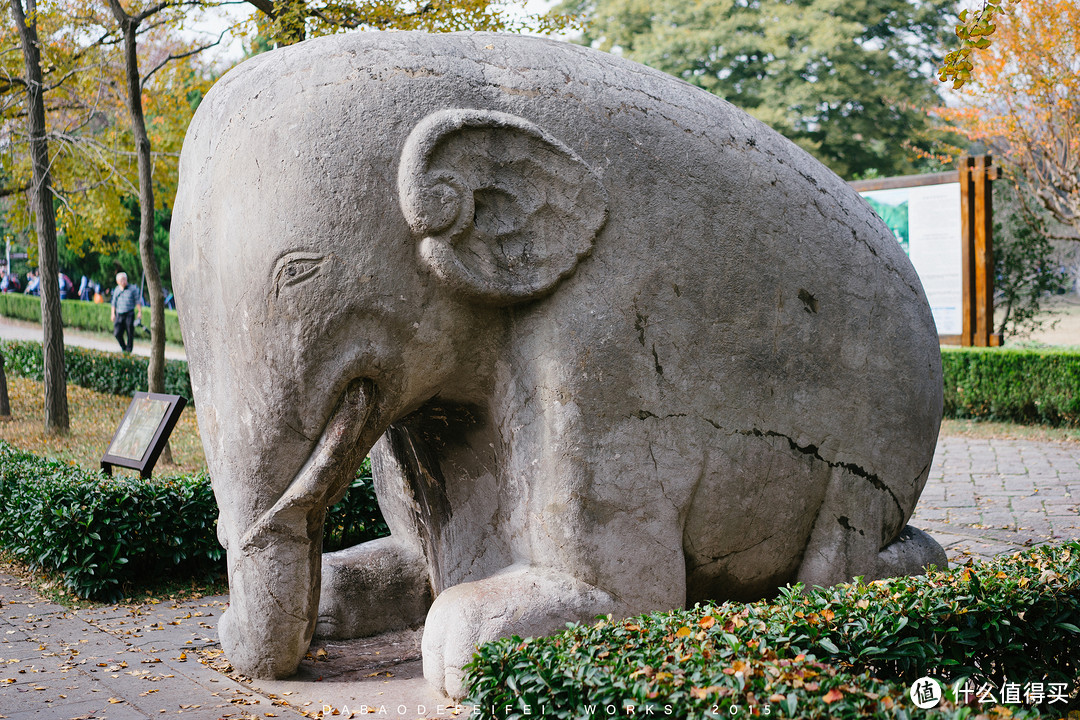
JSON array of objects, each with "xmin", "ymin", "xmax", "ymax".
[
  {"xmin": 324, "ymin": 456, "xmax": 389, "ymax": 552},
  {"xmin": 0, "ymin": 292, "xmax": 183, "ymax": 345},
  {"xmin": 0, "ymin": 440, "xmax": 223, "ymax": 600},
  {"xmin": 0, "ymin": 339, "xmax": 192, "ymax": 400},
  {"xmin": 0, "ymin": 440, "xmax": 388, "ymax": 600},
  {"xmin": 466, "ymin": 543, "xmax": 1080, "ymax": 718},
  {"xmin": 942, "ymin": 347, "xmax": 1080, "ymax": 426}
]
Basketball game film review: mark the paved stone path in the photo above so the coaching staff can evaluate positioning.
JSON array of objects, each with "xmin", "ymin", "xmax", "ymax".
[
  {"xmin": 0, "ymin": 436, "xmax": 1077, "ymax": 719},
  {"xmin": 912, "ymin": 436, "xmax": 1080, "ymax": 561}
]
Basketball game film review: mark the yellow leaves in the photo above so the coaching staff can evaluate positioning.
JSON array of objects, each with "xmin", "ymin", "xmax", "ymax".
[
  {"xmin": 0, "ymin": 377, "xmax": 205, "ymax": 475},
  {"xmin": 723, "ymin": 660, "xmax": 751, "ymax": 677},
  {"xmin": 822, "ymin": 688, "xmax": 844, "ymax": 704},
  {"xmin": 690, "ymin": 685, "xmax": 722, "ymax": 699},
  {"xmin": 675, "ymin": 626, "xmax": 692, "ymax": 638},
  {"xmin": 939, "ymin": 0, "xmax": 1014, "ymax": 88}
]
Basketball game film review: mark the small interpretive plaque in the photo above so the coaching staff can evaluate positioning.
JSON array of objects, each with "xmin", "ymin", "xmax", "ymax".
[{"xmin": 101, "ymin": 392, "xmax": 187, "ymax": 479}]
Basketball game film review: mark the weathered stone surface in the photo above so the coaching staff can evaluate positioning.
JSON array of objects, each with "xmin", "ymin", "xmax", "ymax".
[{"xmin": 171, "ymin": 31, "xmax": 946, "ymax": 700}]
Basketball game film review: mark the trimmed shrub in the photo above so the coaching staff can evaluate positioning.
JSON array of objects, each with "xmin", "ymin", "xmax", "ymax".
[
  {"xmin": 0, "ymin": 339, "xmax": 192, "ymax": 400},
  {"xmin": 942, "ymin": 347, "xmax": 1080, "ymax": 426},
  {"xmin": 0, "ymin": 441, "xmax": 388, "ymax": 600},
  {"xmin": 0, "ymin": 292, "xmax": 183, "ymax": 345},
  {"xmin": 0, "ymin": 292, "xmax": 41, "ymax": 323},
  {"xmin": 0, "ymin": 440, "xmax": 223, "ymax": 600},
  {"xmin": 465, "ymin": 543, "xmax": 1080, "ymax": 718}
]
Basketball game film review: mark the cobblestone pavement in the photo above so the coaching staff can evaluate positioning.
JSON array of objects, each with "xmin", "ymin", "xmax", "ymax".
[
  {"xmin": 0, "ymin": 435, "xmax": 1077, "ymax": 719},
  {"xmin": 912, "ymin": 436, "xmax": 1080, "ymax": 563}
]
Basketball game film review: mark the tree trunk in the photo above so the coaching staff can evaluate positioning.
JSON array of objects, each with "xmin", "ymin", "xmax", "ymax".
[
  {"xmin": 108, "ymin": 1, "xmax": 172, "ymax": 463},
  {"xmin": 0, "ymin": 350, "xmax": 10, "ymax": 419},
  {"xmin": 11, "ymin": 0, "xmax": 69, "ymax": 434}
]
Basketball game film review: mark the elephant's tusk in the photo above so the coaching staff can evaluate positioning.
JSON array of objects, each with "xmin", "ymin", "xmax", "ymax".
[{"xmin": 240, "ymin": 378, "xmax": 376, "ymax": 551}]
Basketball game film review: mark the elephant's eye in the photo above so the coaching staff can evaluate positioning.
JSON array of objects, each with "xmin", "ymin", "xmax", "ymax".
[{"xmin": 275, "ymin": 253, "xmax": 325, "ymax": 294}]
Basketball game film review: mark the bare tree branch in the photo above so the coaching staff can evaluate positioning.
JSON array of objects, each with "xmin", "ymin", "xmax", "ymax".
[{"xmin": 142, "ymin": 27, "xmax": 228, "ymax": 86}]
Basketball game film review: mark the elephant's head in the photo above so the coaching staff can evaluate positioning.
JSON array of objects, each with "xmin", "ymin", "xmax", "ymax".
[{"xmin": 172, "ymin": 43, "xmax": 607, "ymax": 678}]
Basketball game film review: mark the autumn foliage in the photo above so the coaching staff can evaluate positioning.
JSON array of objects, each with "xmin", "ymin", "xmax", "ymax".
[
  {"xmin": 939, "ymin": 0, "xmax": 1080, "ymax": 237},
  {"xmin": 465, "ymin": 544, "xmax": 1080, "ymax": 717}
]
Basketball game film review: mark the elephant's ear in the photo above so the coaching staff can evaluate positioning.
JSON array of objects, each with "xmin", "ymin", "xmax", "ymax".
[{"xmin": 398, "ymin": 109, "xmax": 608, "ymax": 305}]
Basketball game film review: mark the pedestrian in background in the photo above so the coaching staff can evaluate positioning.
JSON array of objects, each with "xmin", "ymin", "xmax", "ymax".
[
  {"xmin": 23, "ymin": 270, "xmax": 39, "ymax": 296},
  {"xmin": 0, "ymin": 267, "xmax": 20, "ymax": 293},
  {"xmin": 110, "ymin": 272, "xmax": 142, "ymax": 353}
]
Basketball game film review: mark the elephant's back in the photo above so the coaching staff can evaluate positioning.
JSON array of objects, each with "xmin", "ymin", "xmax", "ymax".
[{"xmin": 185, "ymin": 29, "xmax": 942, "ymax": 519}]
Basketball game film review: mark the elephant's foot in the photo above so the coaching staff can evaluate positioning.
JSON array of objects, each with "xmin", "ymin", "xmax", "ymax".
[
  {"xmin": 421, "ymin": 565, "xmax": 618, "ymax": 700},
  {"xmin": 316, "ymin": 537, "xmax": 433, "ymax": 639},
  {"xmin": 875, "ymin": 525, "xmax": 947, "ymax": 576},
  {"xmin": 798, "ymin": 523, "xmax": 947, "ymax": 588}
]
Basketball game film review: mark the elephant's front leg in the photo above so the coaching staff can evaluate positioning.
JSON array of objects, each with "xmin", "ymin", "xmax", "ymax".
[
  {"xmin": 421, "ymin": 450, "xmax": 690, "ymax": 700},
  {"xmin": 316, "ymin": 437, "xmax": 434, "ymax": 639},
  {"xmin": 421, "ymin": 565, "xmax": 621, "ymax": 699}
]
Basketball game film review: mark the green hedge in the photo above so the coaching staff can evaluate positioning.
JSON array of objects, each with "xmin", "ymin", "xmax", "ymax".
[
  {"xmin": 942, "ymin": 347, "xmax": 1080, "ymax": 426},
  {"xmin": 466, "ymin": 543, "xmax": 1080, "ymax": 718},
  {"xmin": 0, "ymin": 440, "xmax": 223, "ymax": 600},
  {"xmin": 0, "ymin": 339, "xmax": 192, "ymax": 400},
  {"xmin": 0, "ymin": 440, "xmax": 387, "ymax": 600},
  {"xmin": 0, "ymin": 292, "xmax": 183, "ymax": 345}
]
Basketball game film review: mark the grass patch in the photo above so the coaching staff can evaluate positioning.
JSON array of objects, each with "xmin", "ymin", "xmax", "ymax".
[
  {"xmin": 940, "ymin": 418, "xmax": 1080, "ymax": 443},
  {"xmin": 0, "ymin": 376, "xmax": 205, "ymax": 475}
]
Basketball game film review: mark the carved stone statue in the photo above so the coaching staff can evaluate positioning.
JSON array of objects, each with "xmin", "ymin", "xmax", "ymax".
[{"xmin": 171, "ymin": 31, "xmax": 946, "ymax": 700}]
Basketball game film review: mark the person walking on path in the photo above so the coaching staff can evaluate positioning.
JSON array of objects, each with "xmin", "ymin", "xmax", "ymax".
[{"xmin": 110, "ymin": 271, "xmax": 142, "ymax": 353}]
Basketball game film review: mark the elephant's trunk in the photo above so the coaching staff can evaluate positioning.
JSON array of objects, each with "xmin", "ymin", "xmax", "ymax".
[{"xmin": 218, "ymin": 379, "xmax": 378, "ymax": 679}]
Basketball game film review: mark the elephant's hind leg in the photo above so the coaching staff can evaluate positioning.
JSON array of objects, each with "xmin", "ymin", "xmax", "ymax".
[
  {"xmin": 796, "ymin": 464, "xmax": 946, "ymax": 589},
  {"xmin": 317, "ymin": 537, "xmax": 432, "ymax": 638}
]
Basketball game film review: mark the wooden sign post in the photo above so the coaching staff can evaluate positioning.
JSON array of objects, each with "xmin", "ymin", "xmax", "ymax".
[
  {"xmin": 960, "ymin": 155, "xmax": 1000, "ymax": 347},
  {"xmin": 850, "ymin": 155, "xmax": 1000, "ymax": 346}
]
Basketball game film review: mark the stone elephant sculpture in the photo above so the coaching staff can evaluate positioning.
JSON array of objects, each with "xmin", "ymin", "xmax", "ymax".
[{"xmin": 171, "ymin": 31, "xmax": 946, "ymax": 700}]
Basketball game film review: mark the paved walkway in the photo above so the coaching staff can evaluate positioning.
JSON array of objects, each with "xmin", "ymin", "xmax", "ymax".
[
  {"xmin": 0, "ymin": 316, "xmax": 187, "ymax": 361},
  {"xmin": 0, "ymin": 435, "xmax": 1077, "ymax": 720}
]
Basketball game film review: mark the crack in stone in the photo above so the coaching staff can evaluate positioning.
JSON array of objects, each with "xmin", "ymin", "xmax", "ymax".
[
  {"xmin": 738, "ymin": 428, "xmax": 905, "ymax": 517},
  {"xmin": 692, "ymin": 530, "xmax": 780, "ymax": 568}
]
